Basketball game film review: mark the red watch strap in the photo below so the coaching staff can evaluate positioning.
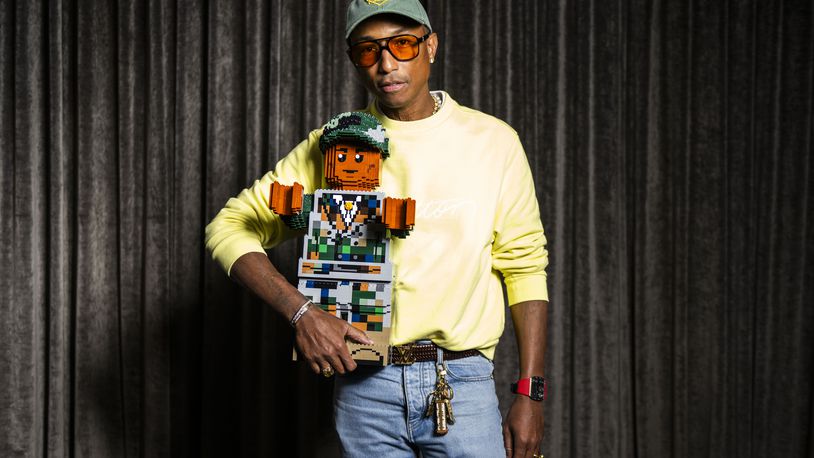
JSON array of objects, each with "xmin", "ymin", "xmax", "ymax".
[
  {"xmin": 515, "ymin": 377, "xmax": 533, "ymax": 397},
  {"xmin": 511, "ymin": 376, "xmax": 547, "ymax": 400}
]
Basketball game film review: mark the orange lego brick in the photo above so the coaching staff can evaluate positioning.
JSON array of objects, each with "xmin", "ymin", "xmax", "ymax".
[
  {"xmin": 269, "ymin": 181, "xmax": 281, "ymax": 211},
  {"xmin": 404, "ymin": 198, "xmax": 416, "ymax": 228},
  {"xmin": 269, "ymin": 181, "xmax": 303, "ymax": 215},
  {"xmin": 291, "ymin": 182, "xmax": 303, "ymax": 213}
]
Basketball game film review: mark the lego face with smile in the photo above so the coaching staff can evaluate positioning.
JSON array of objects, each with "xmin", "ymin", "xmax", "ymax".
[{"xmin": 324, "ymin": 142, "xmax": 382, "ymax": 190}]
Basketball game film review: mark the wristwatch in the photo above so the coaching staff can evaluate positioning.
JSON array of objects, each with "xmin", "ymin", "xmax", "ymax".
[{"xmin": 511, "ymin": 376, "xmax": 547, "ymax": 401}]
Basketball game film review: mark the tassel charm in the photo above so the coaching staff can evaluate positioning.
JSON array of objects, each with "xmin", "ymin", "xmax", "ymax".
[{"xmin": 425, "ymin": 365, "xmax": 455, "ymax": 435}]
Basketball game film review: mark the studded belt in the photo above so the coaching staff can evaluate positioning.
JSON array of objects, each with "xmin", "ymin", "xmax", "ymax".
[{"xmin": 389, "ymin": 342, "xmax": 481, "ymax": 365}]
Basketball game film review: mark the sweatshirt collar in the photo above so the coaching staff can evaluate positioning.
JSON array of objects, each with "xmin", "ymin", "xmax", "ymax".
[{"xmin": 369, "ymin": 90, "xmax": 455, "ymax": 133}]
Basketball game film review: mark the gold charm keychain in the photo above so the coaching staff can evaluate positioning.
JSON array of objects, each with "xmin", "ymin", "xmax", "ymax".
[{"xmin": 425, "ymin": 364, "xmax": 455, "ymax": 435}]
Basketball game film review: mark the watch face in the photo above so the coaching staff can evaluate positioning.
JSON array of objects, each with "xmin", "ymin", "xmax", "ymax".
[{"xmin": 530, "ymin": 377, "xmax": 546, "ymax": 401}]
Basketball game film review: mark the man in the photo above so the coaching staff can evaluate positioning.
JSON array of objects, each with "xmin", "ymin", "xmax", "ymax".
[{"xmin": 205, "ymin": 1, "xmax": 549, "ymax": 456}]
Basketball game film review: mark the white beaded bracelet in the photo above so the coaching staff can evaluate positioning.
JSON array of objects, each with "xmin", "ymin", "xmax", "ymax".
[{"xmin": 289, "ymin": 300, "xmax": 313, "ymax": 327}]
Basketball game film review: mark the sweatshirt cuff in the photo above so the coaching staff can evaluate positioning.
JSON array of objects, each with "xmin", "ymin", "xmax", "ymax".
[
  {"xmin": 505, "ymin": 273, "xmax": 549, "ymax": 305},
  {"xmin": 215, "ymin": 240, "xmax": 268, "ymax": 277}
]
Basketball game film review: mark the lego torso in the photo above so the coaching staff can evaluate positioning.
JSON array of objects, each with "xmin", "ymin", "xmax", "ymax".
[{"xmin": 298, "ymin": 189, "xmax": 393, "ymax": 282}]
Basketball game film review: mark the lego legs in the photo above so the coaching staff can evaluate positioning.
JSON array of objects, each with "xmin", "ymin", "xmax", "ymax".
[{"xmin": 298, "ymin": 279, "xmax": 392, "ymax": 365}]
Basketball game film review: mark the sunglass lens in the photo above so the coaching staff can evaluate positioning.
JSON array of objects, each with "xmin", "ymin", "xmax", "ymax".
[
  {"xmin": 388, "ymin": 35, "xmax": 419, "ymax": 60},
  {"xmin": 350, "ymin": 42, "xmax": 380, "ymax": 67}
]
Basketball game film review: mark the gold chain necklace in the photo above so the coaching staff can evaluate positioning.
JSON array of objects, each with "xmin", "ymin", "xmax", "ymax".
[{"xmin": 431, "ymin": 93, "xmax": 442, "ymax": 115}]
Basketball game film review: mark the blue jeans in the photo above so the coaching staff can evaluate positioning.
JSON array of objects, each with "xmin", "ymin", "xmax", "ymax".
[{"xmin": 334, "ymin": 354, "xmax": 505, "ymax": 457}]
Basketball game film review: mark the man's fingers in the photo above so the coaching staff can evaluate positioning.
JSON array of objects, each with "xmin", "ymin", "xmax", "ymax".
[
  {"xmin": 304, "ymin": 338, "xmax": 349, "ymax": 375},
  {"xmin": 513, "ymin": 440, "xmax": 540, "ymax": 458},
  {"xmin": 503, "ymin": 424, "xmax": 513, "ymax": 457},
  {"xmin": 337, "ymin": 353, "xmax": 356, "ymax": 374},
  {"xmin": 331, "ymin": 356, "xmax": 354, "ymax": 375},
  {"xmin": 344, "ymin": 324, "xmax": 374, "ymax": 345},
  {"xmin": 337, "ymin": 345, "xmax": 358, "ymax": 373}
]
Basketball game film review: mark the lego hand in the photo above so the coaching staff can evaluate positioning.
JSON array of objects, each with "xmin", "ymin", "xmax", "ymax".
[
  {"xmin": 294, "ymin": 306, "xmax": 374, "ymax": 375},
  {"xmin": 383, "ymin": 197, "xmax": 416, "ymax": 231},
  {"xmin": 503, "ymin": 396, "xmax": 544, "ymax": 458},
  {"xmin": 269, "ymin": 181, "xmax": 304, "ymax": 215}
]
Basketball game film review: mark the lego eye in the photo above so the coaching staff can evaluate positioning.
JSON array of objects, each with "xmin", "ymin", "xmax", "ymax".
[
  {"xmin": 337, "ymin": 153, "xmax": 346, "ymax": 162},
  {"xmin": 354, "ymin": 154, "xmax": 363, "ymax": 163}
]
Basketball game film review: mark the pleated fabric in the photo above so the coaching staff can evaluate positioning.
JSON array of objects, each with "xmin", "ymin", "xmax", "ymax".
[{"xmin": 1, "ymin": 1, "xmax": 812, "ymax": 457}]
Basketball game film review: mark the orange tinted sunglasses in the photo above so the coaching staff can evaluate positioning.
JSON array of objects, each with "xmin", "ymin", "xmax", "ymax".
[{"xmin": 347, "ymin": 32, "xmax": 431, "ymax": 68}]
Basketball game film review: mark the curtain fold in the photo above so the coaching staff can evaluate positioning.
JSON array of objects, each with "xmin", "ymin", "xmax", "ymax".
[{"xmin": 1, "ymin": 1, "xmax": 812, "ymax": 457}]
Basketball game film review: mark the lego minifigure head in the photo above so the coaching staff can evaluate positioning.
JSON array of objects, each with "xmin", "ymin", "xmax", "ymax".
[
  {"xmin": 324, "ymin": 142, "xmax": 382, "ymax": 191},
  {"xmin": 320, "ymin": 112, "xmax": 389, "ymax": 190}
]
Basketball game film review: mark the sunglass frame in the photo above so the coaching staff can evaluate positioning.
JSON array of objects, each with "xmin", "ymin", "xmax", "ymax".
[{"xmin": 346, "ymin": 32, "xmax": 432, "ymax": 68}]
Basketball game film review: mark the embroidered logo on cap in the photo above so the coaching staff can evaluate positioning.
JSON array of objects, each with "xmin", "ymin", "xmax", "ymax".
[{"xmin": 366, "ymin": 0, "xmax": 390, "ymax": 5}]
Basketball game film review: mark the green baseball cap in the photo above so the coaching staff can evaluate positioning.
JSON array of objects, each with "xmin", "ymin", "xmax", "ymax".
[
  {"xmin": 345, "ymin": 0, "xmax": 432, "ymax": 40},
  {"xmin": 319, "ymin": 111, "xmax": 390, "ymax": 158}
]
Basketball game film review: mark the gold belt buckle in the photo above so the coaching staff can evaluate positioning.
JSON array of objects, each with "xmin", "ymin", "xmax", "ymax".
[{"xmin": 391, "ymin": 343, "xmax": 416, "ymax": 365}]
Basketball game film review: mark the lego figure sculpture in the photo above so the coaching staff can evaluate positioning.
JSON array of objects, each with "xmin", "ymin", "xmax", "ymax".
[{"xmin": 269, "ymin": 112, "xmax": 415, "ymax": 365}]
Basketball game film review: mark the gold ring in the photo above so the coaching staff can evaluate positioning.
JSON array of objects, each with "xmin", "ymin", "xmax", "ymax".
[{"xmin": 322, "ymin": 366, "xmax": 335, "ymax": 378}]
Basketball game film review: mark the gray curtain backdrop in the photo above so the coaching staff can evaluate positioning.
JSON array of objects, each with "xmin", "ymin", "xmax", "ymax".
[{"xmin": 1, "ymin": 0, "xmax": 812, "ymax": 457}]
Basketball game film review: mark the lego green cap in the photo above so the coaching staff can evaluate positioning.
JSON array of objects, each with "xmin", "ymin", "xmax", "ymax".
[
  {"xmin": 345, "ymin": 0, "xmax": 432, "ymax": 40},
  {"xmin": 319, "ymin": 112, "xmax": 390, "ymax": 158}
]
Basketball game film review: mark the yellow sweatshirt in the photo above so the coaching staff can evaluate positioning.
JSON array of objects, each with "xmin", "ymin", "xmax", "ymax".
[{"xmin": 205, "ymin": 92, "xmax": 548, "ymax": 359}]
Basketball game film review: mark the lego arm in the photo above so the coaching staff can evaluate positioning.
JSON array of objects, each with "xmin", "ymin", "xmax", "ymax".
[
  {"xmin": 382, "ymin": 197, "xmax": 416, "ymax": 238},
  {"xmin": 269, "ymin": 181, "xmax": 313, "ymax": 230},
  {"xmin": 269, "ymin": 181, "xmax": 304, "ymax": 215}
]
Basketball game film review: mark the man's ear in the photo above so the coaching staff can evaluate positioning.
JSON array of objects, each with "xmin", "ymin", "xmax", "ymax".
[{"xmin": 427, "ymin": 32, "xmax": 438, "ymax": 61}]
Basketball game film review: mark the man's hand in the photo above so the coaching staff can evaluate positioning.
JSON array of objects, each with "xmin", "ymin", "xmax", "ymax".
[
  {"xmin": 293, "ymin": 307, "xmax": 373, "ymax": 375},
  {"xmin": 269, "ymin": 181, "xmax": 304, "ymax": 215},
  {"xmin": 503, "ymin": 396, "xmax": 544, "ymax": 457}
]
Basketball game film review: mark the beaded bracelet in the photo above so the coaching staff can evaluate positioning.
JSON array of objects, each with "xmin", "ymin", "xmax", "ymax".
[{"xmin": 289, "ymin": 299, "xmax": 313, "ymax": 327}]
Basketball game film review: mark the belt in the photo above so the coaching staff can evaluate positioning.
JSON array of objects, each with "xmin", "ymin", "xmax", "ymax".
[{"xmin": 389, "ymin": 342, "xmax": 481, "ymax": 365}]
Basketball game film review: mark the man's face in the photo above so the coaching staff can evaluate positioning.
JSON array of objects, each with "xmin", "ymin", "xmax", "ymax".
[
  {"xmin": 348, "ymin": 15, "xmax": 437, "ymax": 113},
  {"xmin": 324, "ymin": 142, "xmax": 382, "ymax": 191}
]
